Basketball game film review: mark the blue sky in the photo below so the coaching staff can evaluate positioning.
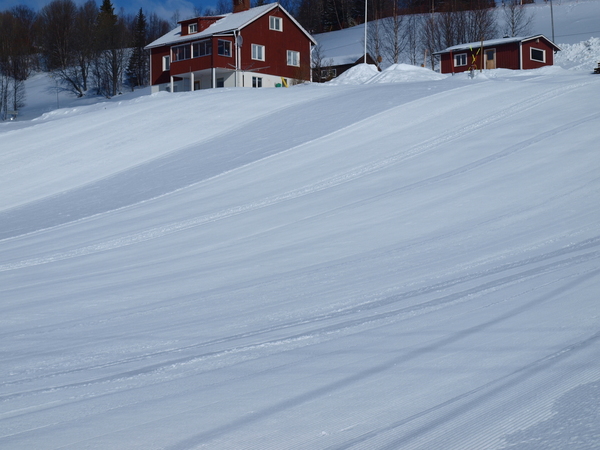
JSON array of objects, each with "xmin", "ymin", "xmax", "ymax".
[{"xmin": 0, "ymin": 0, "xmax": 220, "ymax": 21}]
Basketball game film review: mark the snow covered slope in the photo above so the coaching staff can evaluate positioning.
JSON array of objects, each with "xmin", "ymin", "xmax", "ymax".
[
  {"xmin": 2, "ymin": 61, "xmax": 600, "ymax": 450},
  {"xmin": 2, "ymin": 0, "xmax": 600, "ymax": 445}
]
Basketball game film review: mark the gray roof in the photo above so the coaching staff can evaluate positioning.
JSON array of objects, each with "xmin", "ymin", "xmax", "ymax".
[
  {"xmin": 146, "ymin": 4, "xmax": 316, "ymax": 49},
  {"xmin": 313, "ymin": 25, "xmax": 367, "ymax": 67}
]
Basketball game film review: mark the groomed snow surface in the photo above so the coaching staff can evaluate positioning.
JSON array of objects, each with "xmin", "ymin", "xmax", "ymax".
[{"xmin": 2, "ymin": 6, "xmax": 600, "ymax": 450}]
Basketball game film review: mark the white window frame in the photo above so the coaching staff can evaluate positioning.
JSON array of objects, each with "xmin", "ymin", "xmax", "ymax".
[
  {"xmin": 252, "ymin": 44, "xmax": 265, "ymax": 61},
  {"xmin": 252, "ymin": 76, "xmax": 262, "ymax": 88},
  {"xmin": 530, "ymin": 47, "xmax": 546, "ymax": 63},
  {"xmin": 193, "ymin": 40, "xmax": 212, "ymax": 58},
  {"xmin": 162, "ymin": 55, "xmax": 170, "ymax": 71},
  {"xmin": 287, "ymin": 50, "xmax": 300, "ymax": 67},
  {"xmin": 218, "ymin": 39, "xmax": 232, "ymax": 57},
  {"xmin": 172, "ymin": 44, "xmax": 191, "ymax": 62},
  {"xmin": 454, "ymin": 53, "xmax": 467, "ymax": 67},
  {"xmin": 269, "ymin": 16, "xmax": 282, "ymax": 31},
  {"xmin": 188, "ymin": 23, "xmax": 197, "ymax": 34}
]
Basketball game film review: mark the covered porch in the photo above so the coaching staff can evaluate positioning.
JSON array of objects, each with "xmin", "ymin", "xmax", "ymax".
[
  {"xmin": 171, "ymin": 69, "xmax": 289, "ymax": 91},
  {"xmin": 171, "ymin": 67, "xmax": 237, "ymax": 92}
]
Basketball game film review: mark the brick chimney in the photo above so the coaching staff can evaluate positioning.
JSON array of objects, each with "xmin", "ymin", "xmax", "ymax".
[{"xmin": 233, "ymin": 0, "xmax": 251, "ymax": 13}]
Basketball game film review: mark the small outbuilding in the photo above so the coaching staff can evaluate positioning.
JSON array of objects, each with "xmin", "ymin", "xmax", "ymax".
[
  {"xmin": 312, "ymin": 26, "xmax": 379, "ymax": 82},
  {"xmin": 435, "ymin": 35, "xmax": 561, "ymax": 74}
]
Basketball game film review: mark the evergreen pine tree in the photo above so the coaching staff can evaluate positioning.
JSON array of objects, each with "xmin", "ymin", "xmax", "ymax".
[
  {"xmin": 94, "ymin": 0, "xmax": 128, "ymax": 97},
  {"xmin": 126, "ymin": 8, "xmax": 148, "ymax": 89},
  {"xmin": 96, "ymin": 0, "xmax": 117, "ymax": 51}
]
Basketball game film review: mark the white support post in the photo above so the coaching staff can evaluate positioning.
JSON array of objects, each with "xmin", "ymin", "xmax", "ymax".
[
  {"xmin": 235, "ymin": 31, "xmax": 239, "ymax": 88},
  {"xmin": 364, "ymin": 0, "xmax": 367, "ymax": 64}
]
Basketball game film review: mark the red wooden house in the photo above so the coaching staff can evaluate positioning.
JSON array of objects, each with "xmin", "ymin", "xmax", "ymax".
[
  {"xmin": 146, "ymin": 0, "xmax": 316, "ymax": 92},
  {"xmin": 435, "ymin": 35, "xmax": 560, "ymax": 74}
]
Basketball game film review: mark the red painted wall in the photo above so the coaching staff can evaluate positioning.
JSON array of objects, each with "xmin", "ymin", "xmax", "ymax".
[
  {"xmin": 440, "ymin": 39, "xmax": 555, "ymax": 74},
  {"xmin": 179, "ymin": 17, "xmax": 222, "ymax": 35},
  {"xmin": 495, "ymin": 42, "xmax": 520, "ymax": 70},
  {"xmin": 169, "ymin": 36, "xmax": 235, "ymax": 75},
  {"xmin": 521, "ymin": 39, "xmax": 555, "ymax": 69},
  {"xmin": 440, "ymin": 48, "xmax": 485, "ymax": 74},
  {"xmin": 440, "ymin": 54, "xmax": 453, "ymax": 74},
  {"xmin": 150, "ymin": 46, "xmax": 171, "ymax": 85},
  {"xmin": 238, "ymin": 8, "xmax": 312, "ymax": 80}
]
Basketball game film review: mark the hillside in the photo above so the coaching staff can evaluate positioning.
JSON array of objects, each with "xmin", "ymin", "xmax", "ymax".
[
  {"xmin": 1, "ymin": 2, "xmax": 600, "ymax": 449},
  {"xmin": 315, "ymin": 0, "xmax": 600, "ymax": 72}
]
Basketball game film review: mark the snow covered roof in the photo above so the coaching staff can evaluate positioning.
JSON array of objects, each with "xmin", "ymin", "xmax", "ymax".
[
  {"xmin": 313, "ymin": 25, "xmax": 369, "ymax": 66},
  {"xmin": 146, "ymin": 4, "xmax": 316, "ymax": 49},
  {"xmin": 435, "ymin": 35, "xmax": 561, "ymax": 54}
]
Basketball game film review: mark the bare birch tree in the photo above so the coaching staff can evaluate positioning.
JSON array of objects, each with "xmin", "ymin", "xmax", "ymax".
[
  {"xmin": 381, "ymin": 0, "xmax": 407, "ymax": 64},
  {"xmin": 0, "ymin": 6, "xmax": 36, "ymax": 118},
  {"xmin": 404, "ymin": 12, "xmax": 422, "ymax": 65},
  {"xmin": 502, "ymin": 0, "xmax": 533, "ymax": 37}
]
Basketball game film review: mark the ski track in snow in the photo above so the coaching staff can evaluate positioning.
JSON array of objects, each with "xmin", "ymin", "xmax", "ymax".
[
  {"xmin": 0, "ymin": 76, "xmax": 593, "ymax": 244},
  {"xmin": 162, "ymin": 271, "xmax": 600, "ymax": 450},
  {"xmin": 3, "ymin": 265, "xmax": 599, "ymax": 448},
  {"xmin": 1, "ymin": 77, "xmax": 598, "ymax": 273},
  {"xmin": 326, "ymin": 328, "xmax": 600, "ymax": 450},
  {"xmin": 2, "ymin": 236, "xmax": 599, "ymax": 403},
  {"xmin": 0, "ymin": 85, "xmax": 429, "ymax": 240},
  {"xmin": 2, "ymin": 57, "xmax": 600, "ymax": 448}
]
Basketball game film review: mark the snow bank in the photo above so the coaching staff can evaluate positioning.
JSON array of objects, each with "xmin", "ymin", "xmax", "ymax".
[
  {"xmin": 555, "ymin": 37, "xmax": 600, "ymax": 71},
  {"xmin": 328, "ymin": 63, "xmax": 447, "ymax": 86},
  {"xmin": 465, "ymin": 65, "xmax": 571, "ymax": 81},
  {"xmin": 326, "ymin": 63, "xmax": 380, "ymax": 85},
  {"xmin": 367, "ymin": 63, "xmax": 448, "ymax": 84}
]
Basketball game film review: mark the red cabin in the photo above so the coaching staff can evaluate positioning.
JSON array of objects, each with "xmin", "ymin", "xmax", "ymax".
[
  {"xmin": 146, "ymin": 0, "xmax": 316, "ymax": 92},
  {"xmin": 435, "ymin": 35, "xmax": 560, "ymax": 74}
]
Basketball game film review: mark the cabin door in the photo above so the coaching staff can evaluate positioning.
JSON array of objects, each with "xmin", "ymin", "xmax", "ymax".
[{"xmin": 484, "ymin": 49, "xmax": 496, "ymax": 69}]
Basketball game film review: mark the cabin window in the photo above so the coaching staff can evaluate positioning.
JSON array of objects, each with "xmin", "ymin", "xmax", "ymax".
[
  {"xmin": 287, "ymin": 50, "xmax": 300, "ymax": 67},
  {"xmin": 269, "ymin": 16, "xmax": 282, "ymax": 31},
  {"xmin": 252, "ymin": 44, "xmax": 265, "ymax": 61},
  {"xmin": 320, "ymin": 68, "xmax": 336, "ymax": 79},
  {"xmin": 454, "ymin": 53, "xmax": 467, "ymax": 67},
  {"xmin": 530, "ymin": 47, "xmax": 545, "ymax": 63},
  {"xmin": 172, "ymin": 44, "xmax": 191, "ymax": 62},
  {"xmin": 188, "ymin": 23, "xmax": 197, "ymax": 34},
  {"xmin": 218, "ymin": 39, "xmax": 232, "ymax": 57},
  {"xmin": 162, "ymin": 55, "xmax": 170, "ymax": 71},
  {"xmin": 252, "ymin": 76, "xmax": 262, "ymax": 88},
  {"xmin": 216, "ymin": 77, "xmax": 224, "ymax": 88},
  {"xmin": 193, "ymin": 40, "xmax": 212, "ymax": 58}
]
